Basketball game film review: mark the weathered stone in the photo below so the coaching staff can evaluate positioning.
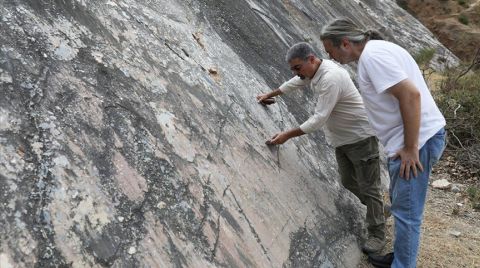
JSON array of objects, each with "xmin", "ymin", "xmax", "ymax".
[
  {"xmin": 432, "ymin": 179, "xmax": 452, "ymax": 190},
  {"xmin": 451, "ymin": 185, "xmax": 461, "ymax": 193},
  {"xmin": 0, "ymin": 0, "xmax": 457, "ymax": 267},
  {"xmin": 449, "ymin": 230, "xmax": 461, "ymax": 238}
]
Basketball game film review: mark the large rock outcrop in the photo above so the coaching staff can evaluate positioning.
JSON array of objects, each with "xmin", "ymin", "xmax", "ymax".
[{"xmin": 0, "ymin": 0, "xmax": 457, "ymax": 267}]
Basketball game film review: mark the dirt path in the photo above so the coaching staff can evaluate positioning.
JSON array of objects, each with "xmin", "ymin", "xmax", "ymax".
[
  {"xmin": 358, "ymin": 158, "xmax": 480, "ymax": 267},
  {"xmin": 417, "ymin": 187, "xmax": 480, "ymax": 267}
]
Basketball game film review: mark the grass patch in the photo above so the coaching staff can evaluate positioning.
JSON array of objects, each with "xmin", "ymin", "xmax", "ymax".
[{"xmin": 467, "ymin": 186, "xmax": 480, "ymax": 210}]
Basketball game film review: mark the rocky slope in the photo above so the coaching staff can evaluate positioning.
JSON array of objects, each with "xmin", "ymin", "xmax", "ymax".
[
  {"xmin": 0, "ymin": 0, "xmax": 458, "ymax": 267},
  {"xmin": 400, "ymin": 0, "xmax": 480, "ymax": 61}
]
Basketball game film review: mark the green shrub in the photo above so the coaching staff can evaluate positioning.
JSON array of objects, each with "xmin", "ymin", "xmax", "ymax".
[
  {"xmin": 435, "ymin": 85, "xmax": 480, "ymax": 145},
  {"xmin": 435, "ymin": 65, "xmax": 480, "ymax": 171},
  {"xmin": 467, "ymin": 186, "xmax": 480, "ymax": 210},
  {"xmin": 414, "ymin": 47, "xmax": 436, "ymax": 67},
  {"xmin": 396, "ymin": 0, "xmax": 408, "ymax": 10},
  {"xmin": 458, "ymin": 14, "xmax": 469, "ymax": 25}
]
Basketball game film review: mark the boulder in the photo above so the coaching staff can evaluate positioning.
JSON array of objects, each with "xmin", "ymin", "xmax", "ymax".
[{"xmin": 0, "ymin": 0, "xmax": 457, "ymax": 267}]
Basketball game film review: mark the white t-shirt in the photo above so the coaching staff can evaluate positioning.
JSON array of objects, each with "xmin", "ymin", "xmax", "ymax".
[
  {"xmin": 357, "ymin": 40, "xmax": 446, "ymax": 156},
  {"xmin": 280, "ymin": 59, "xmax": 375, "ymax": 147}
]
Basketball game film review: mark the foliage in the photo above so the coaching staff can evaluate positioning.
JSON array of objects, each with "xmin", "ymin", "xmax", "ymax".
[
  {"xmin": 414, "ymin": 47, "xmax": 436, "ymax": 67},
  {"xmin": 457, "ymin": 0, "xmax": 468, "ymax": 7},
  {"xmin": 396, "ymin": 0, "xmax": 408, "ymax": 10},
  {"xmin": 435, "ymin": 82, "xmax": 480, "ymax": 147},
  {"xmin": 434, "ymin": 49, "xmax": 480, "ymax": 172},
  {"xmin": 458, "ymin": 14, "xmax": 469, "ymax": 25},
  {"xmin": 467, "ymin": 186, "xmax": 480, "ymax": 210}
]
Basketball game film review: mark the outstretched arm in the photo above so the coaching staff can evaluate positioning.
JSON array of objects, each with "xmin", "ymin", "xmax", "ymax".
[
  {"xmin": 266, "ymin": 128, "xmax": 305, "ymax": 145},
  {"xmin": 257, "ymin": 76, "xmax": 308, "ymax": 105},
  {"xmin": 266, "ymin": 75, "xmax": 341, "ymax": 145},
  {"xmin": 256, "ymin": 89, "xmax": 282, "ymax": 105}
]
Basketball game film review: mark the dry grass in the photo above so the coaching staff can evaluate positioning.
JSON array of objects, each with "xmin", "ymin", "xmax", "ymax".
[{"xmin": 418, "ymin": 186, "xmax": 480, "ymax": 268}]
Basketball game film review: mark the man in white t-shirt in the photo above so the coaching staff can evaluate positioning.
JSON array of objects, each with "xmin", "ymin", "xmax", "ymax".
[
  {"xmin": 321, "ymin": 19, "xmax": 446, "ymax": 268},
  {"xmin": 257, "ymin": 42, "xmax": 386, "ymax": 254}
]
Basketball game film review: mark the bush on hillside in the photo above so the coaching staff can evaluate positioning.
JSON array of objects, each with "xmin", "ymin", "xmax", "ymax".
[
  {"xmin": 433, "ymin": 48, "xmax": 480, "ymax": 173},
  {"xmin": 457, "ymin": 0, "xmax": 468, "ymax": 7},
  {"xmin": 414, "ymin": 47, "xmax": 436, "ymax": 67},
  {"xmin": 458, "ymin": 14, "xmax": 469, "ymax": 25}
]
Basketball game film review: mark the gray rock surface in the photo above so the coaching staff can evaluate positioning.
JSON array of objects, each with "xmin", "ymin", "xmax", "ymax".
[{"xmin": 0, "ymin": 0, "xmax": 457, "ymax": 267}]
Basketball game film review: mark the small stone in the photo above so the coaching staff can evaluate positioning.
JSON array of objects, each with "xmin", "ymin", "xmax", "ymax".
[
  {"xmin": 118, "ymin": 216, "xmax": 124, "ymax": 222},
  {"xmin": 42, "ymin": 247, "xmax": 53, "ymax": 259},
  {"xmin": 449, "ymin": 230, "xmax": 461, "ymax": 237},
  {"xmin": 451, "ymin": 185, "xmax": 461, "ymax": 193},
  {"xmin": 157, "ymin": 201, "xmax": 166, "ymax": 209},
  {"xmin": 128, "ymin": 246, "xmax": 136, "ymax": 255},
  {"xmin": 432, "ymin": 179, "xmax": 451, "ymax": 189},
  {"xmin": 0, "ymin": 71, "xmax": 13, "ymax": 84},
  {"xmin": 452, "ymin": 203, "xmax": 463, "ymax": 215},
  {"xmin": 20, "ymin": 82, "xmax": 33, "ymax": 89}
]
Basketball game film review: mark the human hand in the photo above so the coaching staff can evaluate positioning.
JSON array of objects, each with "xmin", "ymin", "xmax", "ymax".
[
  {"xmin": 393, "ymin": 147, "xmax": 424, "ymax": 179},
  {"xmin": 256, "ymin": 94, "xmax": 276, "ymax": 105},
  {"xmin": 266, "ymin": 132, "xmax": 289, "ymax": 145}
]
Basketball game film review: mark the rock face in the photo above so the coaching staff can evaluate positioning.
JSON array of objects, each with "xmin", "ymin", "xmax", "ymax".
[{"xmin": 0, "ymin": 1, "xmax": 457, "ymax": 267}]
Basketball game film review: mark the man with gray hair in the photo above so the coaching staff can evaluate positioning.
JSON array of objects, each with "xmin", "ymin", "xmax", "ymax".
[
  {"xmin": 321, "ymin": 19, "xmax": 446, "ymax": 268},
  {"xmin": 257, "ymin": 42, "xmax": 386, "ymax": 254}
]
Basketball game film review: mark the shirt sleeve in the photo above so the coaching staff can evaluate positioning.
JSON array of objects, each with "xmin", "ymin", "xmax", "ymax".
[
  {"xmin": 300, "ymin": 76, "xmax": 341, "ymax": 134},
  {"xmin": 362, "ymin": 50, "xmax": 408, "ymax": 94},
  {"xmin": 279, "ymin": 76, "xmax": 309, "ymax": 94}
]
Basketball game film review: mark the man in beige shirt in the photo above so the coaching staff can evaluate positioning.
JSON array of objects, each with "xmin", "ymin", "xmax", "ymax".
[{"xmin": 257, "ymin": 42, "xmax": 386, "ymax": 253}]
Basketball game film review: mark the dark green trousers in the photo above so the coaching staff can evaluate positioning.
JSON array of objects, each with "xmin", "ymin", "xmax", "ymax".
[{"xmin": 335, "ymin": 136, "xmax": 385, "ymax": 239}]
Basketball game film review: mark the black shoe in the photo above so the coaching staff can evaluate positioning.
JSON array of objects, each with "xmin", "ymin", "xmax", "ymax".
[{"xmin": 368, "ymin": 252, "xmax": 394, "ymax": 268}]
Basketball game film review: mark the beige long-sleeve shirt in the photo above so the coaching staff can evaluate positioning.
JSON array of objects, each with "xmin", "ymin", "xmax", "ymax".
[{"xmin": 279, "ymin": 60, "xmax": 375, "ymax": 147}]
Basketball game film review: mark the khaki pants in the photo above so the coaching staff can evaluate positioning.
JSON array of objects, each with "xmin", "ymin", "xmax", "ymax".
[{"xmin": 335, "ymin": 136, "xmax": 385, "ymax": 239}]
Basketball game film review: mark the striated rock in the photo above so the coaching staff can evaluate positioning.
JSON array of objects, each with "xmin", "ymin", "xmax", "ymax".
[{"xmin": 0, "ymin": 0, "xmax": 457, "ymax": 267}]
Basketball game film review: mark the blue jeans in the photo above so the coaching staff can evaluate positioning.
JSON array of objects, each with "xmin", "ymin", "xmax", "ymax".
[{"xmin": 388, "ymin": 128, "xmax": 446, "ymax": 268}]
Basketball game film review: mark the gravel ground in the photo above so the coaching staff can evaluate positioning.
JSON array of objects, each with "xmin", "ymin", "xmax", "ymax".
[{"xmin": 358, "ymin": 157, "xmax": 480, "ymax": 267}]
